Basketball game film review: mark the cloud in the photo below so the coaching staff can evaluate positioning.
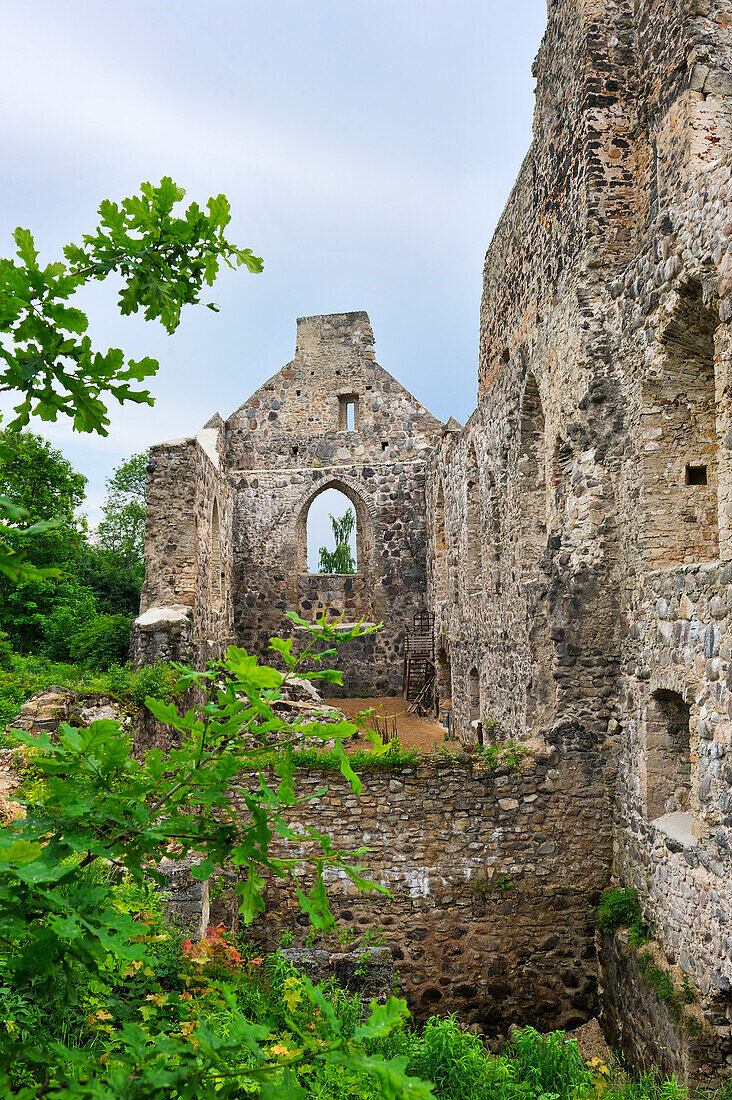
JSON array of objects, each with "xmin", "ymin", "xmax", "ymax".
[{"xmin": 0, "ymin": 8, "xmax": 497, "ymax": 242}]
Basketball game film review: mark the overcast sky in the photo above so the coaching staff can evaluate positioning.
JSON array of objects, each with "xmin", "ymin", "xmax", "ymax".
[{"xmin": 1, "ymin": 0, "xmax": 547, "ymax": 526}]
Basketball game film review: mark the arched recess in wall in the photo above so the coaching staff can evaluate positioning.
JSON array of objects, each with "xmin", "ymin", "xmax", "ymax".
[
  {"xmin": 209, "ymin": 498, "xmax": 223, "ymax": 603},
  {"xmin": 295, "ymin": 477, "xmax": 375, "ymax": 577},
  {"xmin": 465, "ymin": 441, "xmax": 483, "ymax": 596},
  {"xmin": 432, "ymin": 479, "xmax": 448, "ymax": 604},
  {"xmin": 485, "ymin": 468, "xmax": 501, "ymax": 592},
  {"xmin": 435, "ymin": 645, "xmax": 452, "ymax": 712},
  {"xmin": 642, "ymin": 278, "xmax": 719, "ymax": 569},
  {"xmin": 644, "ymin": 688, "xmax": 692, "ymax": 823},
  {"xmin": 518, "ymin": 374, "xmax": 548, "ymax": 581},
  {"xmin": 468, "ymin": 666, "xmax": 481, "ymax": 724}
]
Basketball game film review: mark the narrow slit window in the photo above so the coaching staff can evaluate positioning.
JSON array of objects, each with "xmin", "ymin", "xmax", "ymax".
[
  {"xmin": 685, "ymin": 465, "xmax": 707, "ymax": 486},
  {"xmin": 338, "ymin": 395, "xmax": 359, "ymax": 431}
]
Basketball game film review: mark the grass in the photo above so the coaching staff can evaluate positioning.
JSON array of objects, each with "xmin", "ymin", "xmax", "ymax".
[{"xmin": 0, "ymin": 654, "xmax": 180, "ymax": 740}]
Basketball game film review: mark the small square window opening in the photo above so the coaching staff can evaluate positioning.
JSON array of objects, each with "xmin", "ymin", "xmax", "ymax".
[
  {"xmin": 685, "ymin": 465, "xmax": 708, "ymax": 486},
  {"xmin": 381, "ymin": 441, "xmax": 389, "ymax": 452}
]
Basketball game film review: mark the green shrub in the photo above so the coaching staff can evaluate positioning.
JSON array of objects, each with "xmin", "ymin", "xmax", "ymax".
[
  {"xmin": 596, "ymin": 887, "xmax": 644, "ymax": 935},
  {"xmin": 507, "ymin": 1025, "xmax": 593, "ymax": 1100},
  {"xmin": 69, "ymin": 613, "xmax": 132, "ymax": 669},
  {"xmin": 0, "ymin": 655, "xmax": 180, "ymax": 737},
  {"xmin": 409, "ymin": 1014, "xmax": 494, "ymax": 1100},
  {"xmin": 0, "ymin": 629, "xmax": 14, "ymax": 672}
]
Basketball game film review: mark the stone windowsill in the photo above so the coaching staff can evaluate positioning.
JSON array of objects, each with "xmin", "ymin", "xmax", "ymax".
[{"xmin": 653, "ymin": 811, "xmax": 697, "ymax": 849}]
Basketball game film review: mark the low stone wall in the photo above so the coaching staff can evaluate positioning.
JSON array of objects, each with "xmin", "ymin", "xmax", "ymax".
[
  {"xmin": 233, "ymin": 751, "xmax": 612, "ymax": 1034},
  {"xmin": 599, "ymin": 931, "xmax": 732, "ymax": 1090}
]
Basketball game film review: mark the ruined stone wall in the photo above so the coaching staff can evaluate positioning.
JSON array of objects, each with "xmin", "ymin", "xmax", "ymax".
[
  {"xmin": 236, "ymin": 750, "xmax": 612, "ymax": 1033},
  {"xmin": 135, "ymin": 312, "xmax": 439, "ymax": 693},
  {"xmin": 132, "ymin": 421, "xmax": 234, "ymax": 669},
  {"xmin": 226, "ymin": 312, "xmax": 441, "ymax": 695},
  {"xmin": 599, "ymin": 931, "xmax": 732, "ymax": 1090},
  {"xmin": 426, "ymin": 0, "xmax": 732, "ymax": 1080}
]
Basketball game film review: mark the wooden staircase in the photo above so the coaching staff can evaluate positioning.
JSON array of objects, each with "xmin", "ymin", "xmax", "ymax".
[{"xmin": 402, "ymin": 612, "xmax": 435, "ymax": 715}]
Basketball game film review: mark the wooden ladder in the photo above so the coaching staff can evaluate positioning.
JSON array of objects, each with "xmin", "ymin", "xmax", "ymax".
[{"xmin": 402, "ymin": 612, "xmax": 435, "ymax": 714}]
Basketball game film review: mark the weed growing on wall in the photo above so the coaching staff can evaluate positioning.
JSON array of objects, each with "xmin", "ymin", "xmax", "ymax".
[{"xmin": 597, "ymin": 888, "xmax": 704, "ymax": 1037}]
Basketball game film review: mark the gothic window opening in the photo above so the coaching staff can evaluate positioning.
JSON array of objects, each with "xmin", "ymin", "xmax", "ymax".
[
  {"xmin": 466, "ymin": 443, "xmax": 483, "ymax": 595},
  {"xmin": 645, "ymin": 689, "xmax": 692, "ymax": 821},
  {"xmin": 642, "ymin": 278, "xmax": 718, "ymax": 568},
  {"xmin": 518, "ymin": 374, "xmax": 547, "ymax": 581},
  {"xmin": 338, "ymin": 395, "xmax": 359, "ymax": 432},
  {"xmin": 306, "ymin": 487, "xmax": 359, "ymax": 574},
  {"xmin": 433, "ymin": 479, "xmax": 448, "ymax": 603},
  {"xmin": 210, "ymin": 500, "xmax": 222, "ymax": 601}
]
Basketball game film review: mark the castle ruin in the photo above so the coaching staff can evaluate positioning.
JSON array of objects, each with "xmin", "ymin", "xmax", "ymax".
[{"xmin": 133, "ymin": 0, "xmax": 732, "ymax": 1086}]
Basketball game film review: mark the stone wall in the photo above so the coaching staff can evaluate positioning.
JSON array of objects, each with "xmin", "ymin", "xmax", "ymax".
[
  {"xmin": 132, "ymin": 420, "xmax": 234, "ymax": 669},
  {"xmin": 234, "ymin": 749, "xmax": 612, "ymax": 1033},
  {"xmin": 226, "ymin": 312, "xmax": 441, "ymax": 695},
  {"xmin": 599, "ymin": 931, "xmax": 732, "ymax": 1090},
  {"xmin": 135, "ymin": 312, "xmax": 440, "ymax": 695},
  {"xmin": 425, "ymin": 0, "xmax": 732, "ymax": 1080}
]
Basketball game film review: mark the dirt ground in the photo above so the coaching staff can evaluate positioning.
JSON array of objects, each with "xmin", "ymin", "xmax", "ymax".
[
  {"xmin": 567, "ymin": 1018, "xmax": 612, "ymax": 1063},
  {"xmin": 325, "ymin": 696, "xmax": 457, "ymax": 752}
]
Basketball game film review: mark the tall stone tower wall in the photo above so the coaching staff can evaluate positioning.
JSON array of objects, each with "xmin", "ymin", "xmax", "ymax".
[{"xmin": 428, "ymin": 0, "xmax": 732, "ymax": 1083}]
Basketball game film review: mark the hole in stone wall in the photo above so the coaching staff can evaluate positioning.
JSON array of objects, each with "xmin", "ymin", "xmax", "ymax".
[
  {"xmin": 306, "ymin": 487, "xmax": 358, "ymax": 573},
  {"xmin": 518, "ymin": 374, "xmax": 547, "ymax": 580},
  {"xmin": 292, "ymin": 446, "xmax": 299, "ymax": 457},
  {"xmin": 381, "ymin": 441, "xmax": 389, "ymax": 452},
  {"xmin": 685, "ymin": 464, "xmax": 707, "ymax": 486},
  {"xmin": 338, "ymin": 395, "xmax": 359, "ymax": 432},
  {"xmin": 469, "ymin": 667, "xmax": 480, "ymax": 722},
  {"xmin": 646, "ymin": 689, "xmax": 692, "ymax": 820},
  {"xmin": 296, "ymin": 389, "xmax": 301, "ymax": 396},
  {"xmin": 642, "ymin": 278, "xmax": 718, "ymax": 567}
]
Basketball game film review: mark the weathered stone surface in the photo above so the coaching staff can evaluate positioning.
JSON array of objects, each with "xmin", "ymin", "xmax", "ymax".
[
  {"xmin": 229, "ymin": 756, "xmax": 612, "ymax": 1034},
  {"xmin": 130, "ymin": 0, "xmax": 732, "ymax": 1084},
  {"xmin": 133, "ymin": 313, "xmax": 441, "ymax": 694}
]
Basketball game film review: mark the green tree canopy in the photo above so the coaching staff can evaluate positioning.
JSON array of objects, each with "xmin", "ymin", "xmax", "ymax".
[
  {"xmin": 318, "ymin": 508, "xmax": 357, "ymax": 574},
  {"xmin": 78, "ymin": 452, "xmax": 147, "ymax": 617},
  {"xmin": 0, "ymin": 430, "xmax": 86, "ymax": 522},
  {"xmin": 0, "ymin": 430, "xmax": 91, "ymax": 652},
  {"xmin": 0, "ymin": 178, "xmax": 261, "ymax": 583}
]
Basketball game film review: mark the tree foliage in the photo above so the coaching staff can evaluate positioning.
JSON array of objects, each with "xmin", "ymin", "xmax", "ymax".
[
  {"xmin": 0, "ymin": 616, "xmax": 434, "ymax": 1097},
  {"xmin": 318, "ymin": 509, "xmax": 356, "ymax": 575},
  {"xmin": 0, "ymin": 178, "xmax": 261, "ymax": 583},
  {"xmin": 79, "ymin": 452, "xmax": 148, "ymax": 618},
  {"xmin": 0, "ymin": 431, "xmax": 91, "ymax": 653}
]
